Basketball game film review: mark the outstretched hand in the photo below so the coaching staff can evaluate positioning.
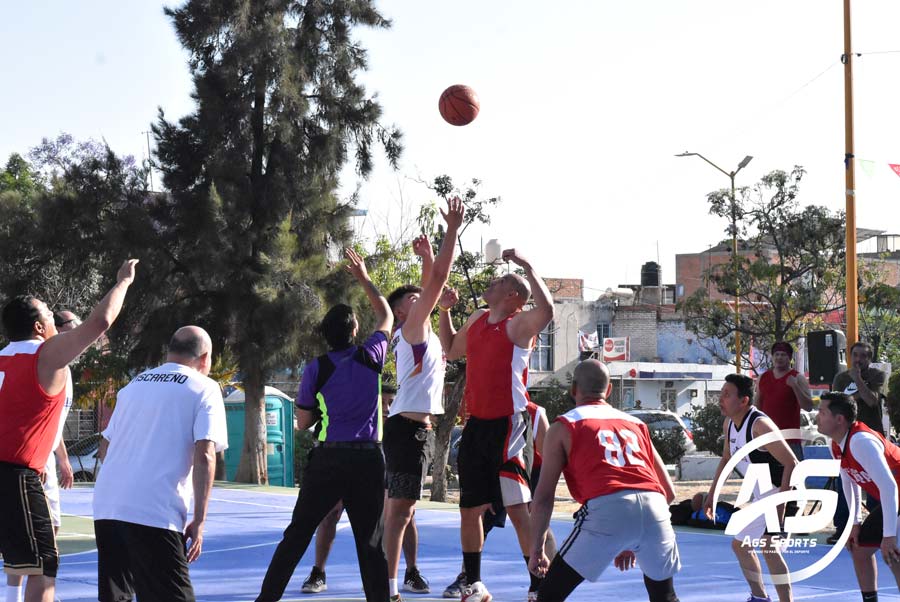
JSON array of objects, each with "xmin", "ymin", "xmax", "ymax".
[
  {"xmin": 412, "ymin": 234, "xmax": 434, "ymax": 260},
  {"xmin": 344, "ymin": 248, "xmax": 370, "ymax": 282},
  {"xmin": 439, "ymin": 287, "xmax": 459, "ymax": 310},
  {"xmin": 116, "ymin": 259, "xmax": 139, "ymax": 284},
  {"xmin": 440, "ymin": 196, "xmax": 465, "ymax": 231}
]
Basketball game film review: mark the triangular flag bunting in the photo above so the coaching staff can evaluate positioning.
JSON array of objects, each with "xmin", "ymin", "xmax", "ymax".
[
  {"xmin": 891, "ymin": 164, "xmax": 900, "ymax": 178},
  {"xmin": 860, "ymin": 159, "xmax": 875, "ymax": 177}
]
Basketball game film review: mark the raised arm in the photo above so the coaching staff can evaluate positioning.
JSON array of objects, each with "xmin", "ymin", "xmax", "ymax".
[
  {"xmin": 504, "ymin": 249, "xmax": 555, "ymax": 348},
  {"xmin": 439, "ymin": 296, "xmax": 486, "ymax": 362},
  {"xmin": 344, "ymin": 248, "xmax": 392, "ymax": 335},
  {"xmin": 38, "ymin": 259, "xmax": 138, "ymax": 395},
  {"xmin": 412, "ymin": 234, "xmax": 435, "ymax": 291},
  {"xmin": 403, "ymin": 198, "xmax": 464, "ymax": 344}
]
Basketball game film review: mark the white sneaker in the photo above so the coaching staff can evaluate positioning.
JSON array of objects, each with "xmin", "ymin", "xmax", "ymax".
[
  {"xmin": 527, "ymin": 591, "xmax": 539, "ymax": 602},
  {"xmin": 461, "ymin": 581, "xmax": 492, "ymax": 602}
]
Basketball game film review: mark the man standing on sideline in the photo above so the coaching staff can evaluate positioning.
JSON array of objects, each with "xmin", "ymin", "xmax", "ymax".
[
  {"xmin": 756, "ymin": 341, "xmax": 813, "ymax": 461},
  {"xmin": 383, "ymin": 197, "xmax": 463, "ymax": 601},
  {"xmin": 816, "ymin": 392, "xmax": 900, "ymax": 602},
  {"xmin": 256, "ymin": 249, "xmax": 391, "ymax": 602},
  {"xmin": 528, "ymin": 360, "xmax": 681, "ymax": 602},
  {"xmin": 705, "ymin": 374, "xmax": 799, "ymax": 602},
  {"xmin": 439, "ymin": 249, "xmax": 554, "ymax": 602},
  {"xmin": 831, "ymin": 341, "xmax": 889, "ymax": 543},
  {"xmin": 4, "ymin": 312, "xmax": 79, "ymax": 602},
  {"xmin": 0, "ymin": 259, "xmax": 137, "ymax": 602},
  {"xmin": 93, "ymin": 326, "xmax": 227, "ymax": 602}
]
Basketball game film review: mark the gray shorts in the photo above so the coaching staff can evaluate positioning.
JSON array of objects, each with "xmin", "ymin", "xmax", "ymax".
[{"xmin": 558, "ymin": 489, "xmax": 681, "ymax": 582}]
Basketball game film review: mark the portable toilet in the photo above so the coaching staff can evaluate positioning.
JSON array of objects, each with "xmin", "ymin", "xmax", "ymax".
[{"xmin": 223, "ymin": 386, "xmax": 295, "ymax": 486}]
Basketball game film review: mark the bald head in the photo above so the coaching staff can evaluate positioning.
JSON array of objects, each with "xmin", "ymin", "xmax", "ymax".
[
  {"xmin": 167, "ymin": 326, "xmax": 213, "ymax": 374},
  {"xmin": 572, "ymin": 359, "xmax": 611, "ymax": 403},
  {"xmin": 507, "ymin": 274, "xmax": 531, "ymax": 304}
]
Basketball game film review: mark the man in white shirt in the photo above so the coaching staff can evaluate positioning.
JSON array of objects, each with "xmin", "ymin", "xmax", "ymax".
[
  {"xmin": 817, "ymin": 392, "xmax": 900, "ymax": 602},
  {"xmin": 93, "ymin": 326, "xmax": 228, "ymax": 602}
]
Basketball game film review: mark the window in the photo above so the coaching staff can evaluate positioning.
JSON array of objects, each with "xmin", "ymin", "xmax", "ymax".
[
  {"xmin": 597, "ymin": 322, "xmax": 612, "ymax": 340},
  {"xmin": 661, "ymin": 389, "xmax": 677, "ymax": 412},
  {"xmin": 530, "ymin": 322, "xmax": 554, "ymax": 372}
]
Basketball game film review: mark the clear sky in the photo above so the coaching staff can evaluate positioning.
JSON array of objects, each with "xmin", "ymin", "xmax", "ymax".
[{"xmin": 3, "ymin": 1, "xmax": 899, "ymax": 297}]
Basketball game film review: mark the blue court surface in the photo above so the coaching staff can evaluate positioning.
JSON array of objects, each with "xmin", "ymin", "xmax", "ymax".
[{"xmin": 54, "ymin": 485, "xmax": 900, "ymax": 601}]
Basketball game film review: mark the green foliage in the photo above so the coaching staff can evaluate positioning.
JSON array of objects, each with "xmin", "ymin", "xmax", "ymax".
[
  {"xmin": 680, "ymin": 167, "xmax": 846, "ymax": 371},
  {"xmin": 684, "ymin": 404, "xmax": 725, "ymax": 455},
  {"xmin": 649, "ymin": 427, "xmax": 688, "ymax": 464},
  {"xmin": 528, "ymin": 376, "xmax": 573, "ymax": 422},
  {"xmin": 859, "ymin": 272, "xmax": 900, "ymax": 366}
]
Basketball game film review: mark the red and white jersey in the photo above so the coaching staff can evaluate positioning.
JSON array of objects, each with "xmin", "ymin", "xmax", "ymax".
[
  {"xmin": 0, "ymin": 340, "xmax": 68, "ymax": 472},
  {"xmin": 526, "ymin": 401, "xmax": 546, "ymax": 468},
  {"xmin": 464, "ymin": 312, "xmax": 531, "ymax": 419},
  {"xmin": 831, "ymin": 421, "xmax": 900, "ymax": 500},
  {"xmin": 556, "ymin": 402, "xmax": 664, "ymax": 505}
]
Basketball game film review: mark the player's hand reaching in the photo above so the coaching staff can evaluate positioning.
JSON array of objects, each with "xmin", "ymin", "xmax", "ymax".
[
  {"xmin": 439, "ymin": 287, "xmax": 459, "ymax": 310},
  {"xmin": 344, "ymin": 248, "xmax": 370, "ymax": 283},
  {"xmin": 441, "ymin": 196, "xmax": 465, "ymax": 231},
  {"xmin": 116, "ymin": 259, "xmax": 139, "ymax": 285},
  {"xmin": 185, "ymin": 520, "xmax": 205, "ymax": 562},
  {"xmin": 613, "ymin": 550, "xmax": 636, "ymax": 571},
  {"xmin": 501, "ymin": 248, "xmax": 531, "ymax": 269},
  {"xmin": 529, "ymin": 551, "xmax": 550, "ymax": 577},
  {"xmin": 412, "ymin": 234, "xmax": 434, "ymax": 261}
]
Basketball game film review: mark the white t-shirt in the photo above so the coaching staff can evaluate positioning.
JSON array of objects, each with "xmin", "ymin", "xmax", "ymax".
[
  {"xmin": 93, "ymin": 362, "xmax": 228, "ymax": 532},
  {"xmin": 389, "ymin": 328, "xmax": 446, "ymax": 416}
]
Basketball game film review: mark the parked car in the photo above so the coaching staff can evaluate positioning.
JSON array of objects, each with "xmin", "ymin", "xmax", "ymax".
[
  {"xmin": 626, "ymin": 409, "xmax": 697, "ymax": 454},
  {"xmin": 67, "ymin": 433, "xmax": 103, "ymax": 482},
  {"xmin": 800, "ymin": 409, "xmax": 828, "ymax": 446}
]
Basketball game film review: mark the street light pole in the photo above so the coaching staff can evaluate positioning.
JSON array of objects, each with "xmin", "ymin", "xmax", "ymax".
[{"xmin": 677, "ymin": 152, "xmax": 753, "ymax": 374}]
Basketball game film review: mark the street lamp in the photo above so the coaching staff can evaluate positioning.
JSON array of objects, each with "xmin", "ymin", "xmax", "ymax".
[{"xmin": 676, "ymin": 152, "xmax": 753, "ymax": 374}]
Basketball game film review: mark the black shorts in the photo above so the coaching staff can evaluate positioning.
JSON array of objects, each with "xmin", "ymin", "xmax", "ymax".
[
  {"xmin": 857, "ymin": 503, "xmax": 900, "ymax": 547},
  {"xmin": 458, "ymin": 413, "xmax": 532, "ymax": 509},
  {"xmin": 95, "ymin": 519, "xmax": 195, "ymax": 602},
  {"xmin": 384, "ymin": 415, "xmax": 434, "ymax": 500},
  {"xmin": 0, "ymin": 462, "xmax": 58, "ymax": 577}
]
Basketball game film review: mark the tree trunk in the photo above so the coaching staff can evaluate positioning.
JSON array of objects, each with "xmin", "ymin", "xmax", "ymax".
[
  {"xmin": 234, "ymin": 371, "xmax": 268, "ymax": 484},
  {"xmin": 430, "ymin": 373, "xmax": 465, "ymax": 503}
]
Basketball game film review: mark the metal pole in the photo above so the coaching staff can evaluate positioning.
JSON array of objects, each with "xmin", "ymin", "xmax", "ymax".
[
  {"xmin": 843, "ymin": 0, "xmax": 859, "ymax": 354},
  {"xmin": 143, "ymin": 130, "xmax": 154, "ymax": 192},
  {"xmin": 731, "ymin": 172, "xmax": 741, "ymax": 374}
]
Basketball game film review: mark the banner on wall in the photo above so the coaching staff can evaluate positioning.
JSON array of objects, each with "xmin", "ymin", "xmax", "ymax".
[{"xmin": 602, "ymin": 337, "xmax": 630, "ymax": 362}]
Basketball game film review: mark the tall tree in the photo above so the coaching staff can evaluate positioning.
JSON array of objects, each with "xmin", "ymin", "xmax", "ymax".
[
  {"xmin": 681, "ymin": 167, "xmax": 846, "ymax": 371},
  {"xmin": 152, "ymin": 0, "xmax": 402, "ymax": 483}
]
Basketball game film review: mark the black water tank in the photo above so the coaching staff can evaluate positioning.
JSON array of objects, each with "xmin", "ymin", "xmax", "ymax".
[{"xmin": 640, "ymin": 261, "xmax": 661, "ymax": 286}]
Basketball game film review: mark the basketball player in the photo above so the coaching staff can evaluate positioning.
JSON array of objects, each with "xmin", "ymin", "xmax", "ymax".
[
  {"xmin": 705, "ymin": 374, "xmax": 798, "ymax": 602},
  {"xmin": 383, "ymin": 197, "xmax": 463, "ymax": 601},
  {"xmin": 438, "ymin": 248, "xmax": 554, "ymax": 602},
  {"xmin": 0, "ymin": 259, "xmax": 138, "ymax": 602},
  {"xmin": 529, "ymin": 359, "xmax": 681, "ymax": 602}
]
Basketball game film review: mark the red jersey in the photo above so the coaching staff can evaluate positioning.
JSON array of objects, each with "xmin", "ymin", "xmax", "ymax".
[
  {"xmin": 758, "ymin": 368, "xmax": 801, "ymax": 443},
  {"xmin": 464, "ymin": 312, "xmax": 531, "ymax": 419},
  {"xmin": 0, "ymin": 340, "xmax": 67, "ymax": 472},
  {"xmin": 526, "ymin": 401, "xmax": 545, "ymax": 468},
  {"xmin": 557, "ymin": 402, "xmax": 664, "ymax": 504},
  {"xmin": 831, "ymin": 421, "xmax": 900, "ymax": 500}
]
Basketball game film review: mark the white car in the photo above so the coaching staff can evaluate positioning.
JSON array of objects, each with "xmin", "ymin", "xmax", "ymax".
[
  {"xmin": 801, "ymin": 409, "xmax": 828, "ymax": 446},
  {"xmin": 67, "ymin": 433, "xmax": 103, "ymax": 482},
  {"xmin": 626, "ymin": 409, "xmax": 697, "ymax": 454}
]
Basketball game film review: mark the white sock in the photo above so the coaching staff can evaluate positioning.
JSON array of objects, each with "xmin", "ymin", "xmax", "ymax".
[
  {"xmin": 389, "ymin": 578, "xmax": 398, "ymax": 596},
  {"xmin": 6, "ymin": 585, "xmax": 23, "ymax": 602}
]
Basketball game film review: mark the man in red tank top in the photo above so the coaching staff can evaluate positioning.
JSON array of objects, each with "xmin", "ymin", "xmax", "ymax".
[
  {"xmin": 528, "ymin": 359, "xmax": 681, "ymax": 602},
  {"xmin": 438, "ymin": 249, "xmax": 554, "ymax": 602},
  {"xmin": 817, "ymin": 392, "xmax": 900, "ymax": 602},
  {"xmin": 0, "ymin": 260, "xmax": 137, "ymax": 602},
  {"xmin": 755, "ymin": 341, "xmax": 812, "ymax": 461}
]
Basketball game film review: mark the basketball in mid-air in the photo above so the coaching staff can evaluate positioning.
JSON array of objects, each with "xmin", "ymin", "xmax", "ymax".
[{"xmin": 439, "ymin": 84, "xmax": 480, "ymax": 126}]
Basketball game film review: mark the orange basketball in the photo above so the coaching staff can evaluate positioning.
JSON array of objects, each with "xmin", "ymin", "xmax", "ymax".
[{"xmin": 439, "ymin": 84, "xmax": 480, "ymax": 126}]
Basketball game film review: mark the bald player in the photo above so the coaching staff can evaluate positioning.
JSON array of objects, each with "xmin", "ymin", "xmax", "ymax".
[
  {"xmin": 529, "ymin": 360, "xmax": 681, "ymax": 602},
  {"xmin": 439, "ymin": 249, "xmax": 554, "ymax": 602},
  {"xmin": 1, "ymin": 259, "xmax": 137, "ymax": 602},
  {"xmin": 93, "ymin": 326, "xmax": 228, "ymax": 602}
]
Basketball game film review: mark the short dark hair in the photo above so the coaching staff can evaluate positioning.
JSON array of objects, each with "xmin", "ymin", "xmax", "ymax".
[
  {"xmin": 821, "ymin": 391, "xmax": 856, "ymax": 423},
  {"xmin": 850, "ymin": 341, "xmax": 874, "ymax": 358},
  {"xmin": 725, "ymin": 373, "xmax": 755, "ymax": 404},
  {"xmin": 319, "ymin": 304, "xmax": 356, "ymax": 350},
  {"xmin": 387, "ymin": 285, "xmax": 422, "ymax": 312},
  {"xmin": 2, "ymin": 295, "xmax": 41, "ymax": 341},
  {"xmin": 771, "ymin": 341, "xmax": 794, "ymax": 355},
  {"xmin": 382, "ymin": 383, "xmax": 397, "ymax": 396}
]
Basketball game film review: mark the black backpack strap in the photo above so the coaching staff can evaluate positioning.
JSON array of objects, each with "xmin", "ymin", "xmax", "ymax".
[{"xmin": 315, "ymin": 354, "xmax": 336, "ymax": 393}]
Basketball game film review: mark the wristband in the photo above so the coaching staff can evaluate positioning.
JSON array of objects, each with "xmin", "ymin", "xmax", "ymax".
[{"xmin": 437, "ymin": 305, "xmax": 451, "ymax": 313}]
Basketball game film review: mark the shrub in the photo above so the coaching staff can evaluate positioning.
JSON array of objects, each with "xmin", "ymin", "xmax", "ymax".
[
  {"xmin": 684, "ymin": 403, "xmax": 725, "ymax": 455},
  {"xmin": 649, "ymin": 427, "xmax": 688, "ymax": 464}
]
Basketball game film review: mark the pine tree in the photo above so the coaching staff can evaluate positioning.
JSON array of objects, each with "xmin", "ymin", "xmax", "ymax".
[{"xmin": 153, "ymin": 0, "xmax": 402, "ymax": 483}]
